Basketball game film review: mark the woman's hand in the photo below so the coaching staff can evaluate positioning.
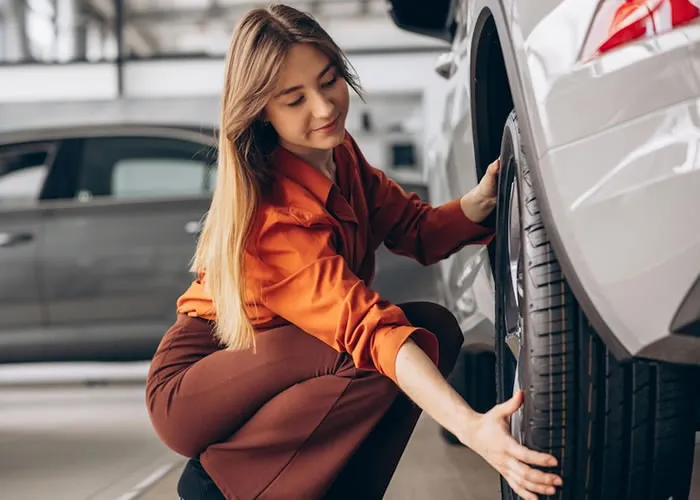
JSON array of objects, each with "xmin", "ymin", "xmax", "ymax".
[
  {"xmin": 460, "ymin": 158, "xmax": 500, "ymax": 223},
  {"xmin": 393, "ymin": 338, "xmax": 562, "ymax": 500},
  {"xmin": 461, "ymin": 390, "xmax": 563, "ymax": 500},
  {"xmin": 475, "ymin": 157, "xmax": 500, "ymax": 200}
]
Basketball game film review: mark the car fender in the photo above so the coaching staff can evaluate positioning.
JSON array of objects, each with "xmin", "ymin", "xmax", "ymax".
[{"xmin": 466, "ymin": 0, "xmax": 632, "ymax": 360}]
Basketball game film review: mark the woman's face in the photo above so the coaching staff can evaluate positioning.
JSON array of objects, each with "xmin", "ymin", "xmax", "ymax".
[{"xmin": 264, "ymin": 43, "xmax": 350, "ymax": 155}]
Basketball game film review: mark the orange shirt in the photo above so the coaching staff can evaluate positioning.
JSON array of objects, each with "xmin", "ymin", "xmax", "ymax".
[{"xmin": 177, "ymin": 132, "xmax": 494, "ymax": 384}]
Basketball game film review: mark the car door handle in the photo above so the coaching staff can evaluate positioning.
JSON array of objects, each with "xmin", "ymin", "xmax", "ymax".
[
  {"xmin": 0, "ymin": 231, "xmax": 34, "ymax": 248},
  {"xmin": 185, "ymin": 221, "xmax": 202, "ymax": 235}
]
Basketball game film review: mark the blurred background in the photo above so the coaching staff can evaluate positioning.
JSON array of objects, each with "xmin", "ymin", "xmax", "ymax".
[
  {"xmin": 0, "ymin": 1, "xmax": 504, "ymax": 499},
  {"xmin": 0, "ymin": 0, "xmax": 448, "ymax": 148}
]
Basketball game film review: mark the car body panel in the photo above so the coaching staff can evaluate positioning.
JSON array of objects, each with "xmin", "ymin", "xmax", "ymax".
[
  {"xmin": 394, "ymin": 0, "xmax": 700, "ymax": 364},
  {"xmin": 515, "ymin": 3, "xmax": 700, "ymax": 363},
  {"xmin": 0, "ymin": 210, "xmax": 44, "ymax": 332},
  {"xmin": 0, "ymin": 140, "xmax": 53, "ymax": 360},
  {"xmin": 40, "ymin": 196, "xmax": 210, "ymax": 356},
  {"xmin": 540, "ymin": 98, "xmax": 700, "ymax": 364}
]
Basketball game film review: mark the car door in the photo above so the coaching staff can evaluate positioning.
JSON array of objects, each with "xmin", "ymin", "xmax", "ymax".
[
  {"xmin": 40, "ymin": 127, "xmax": 216, "ymax": 361},
  {"xmin": 0, "ymin": 140, "xmax": 53, "ymax": 362}
]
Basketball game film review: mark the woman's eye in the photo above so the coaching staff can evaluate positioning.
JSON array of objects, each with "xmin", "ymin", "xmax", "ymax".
[
  {"xmin": 285, "ymin": 74, "xmax": 337, "ymax": 107},
  {"xmin": 288, "ymin": 96, "xmax": 304, "ymax": 107},
  {"xmin": 322, "ymin": 75, "xmax": 338, "ymax": 88}
]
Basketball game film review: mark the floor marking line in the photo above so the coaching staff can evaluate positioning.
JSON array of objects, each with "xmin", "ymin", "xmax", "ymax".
[{"xmin": 114, "ymin": 461, "xmax": 179, "ymax": 500}]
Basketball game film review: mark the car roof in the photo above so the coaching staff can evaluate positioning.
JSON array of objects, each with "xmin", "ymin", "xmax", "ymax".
[{"xmin": 0, "ymin": 97, "xmax": 221, "ymax": 139}]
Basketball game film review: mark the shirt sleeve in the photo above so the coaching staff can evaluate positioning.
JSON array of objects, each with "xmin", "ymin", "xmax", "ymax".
[
  {"xmin": 348, "ymin": 136, "xmax": 495, "ymax": 266},
  {"xmin": 254, "ymin": 210, "xmax": 439, "ymax": 384}
]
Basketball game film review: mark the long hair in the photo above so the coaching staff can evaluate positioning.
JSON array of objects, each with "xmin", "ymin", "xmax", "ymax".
[{"xmin": 191, "ymin": 4, "xmax": 363, "ymax": 350}]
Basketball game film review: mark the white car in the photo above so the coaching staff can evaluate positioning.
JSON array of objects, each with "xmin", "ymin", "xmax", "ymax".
[{"xmin": 388, "ymin": 0, "xmax": 700, "ymax": 498}]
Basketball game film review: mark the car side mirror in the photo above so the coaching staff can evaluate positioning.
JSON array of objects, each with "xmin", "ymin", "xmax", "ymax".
[{"xmin": 386, "ymin": 0, "xmax": 454, "ymax": 42}]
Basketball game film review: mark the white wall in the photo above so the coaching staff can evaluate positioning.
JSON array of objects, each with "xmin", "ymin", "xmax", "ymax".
[
  {"xmin": 119, "ymin": 52, "xmax": 450, "ymax": 138},
  {"xmin": 0, "ymin": 50, "xmax": 451, "ymax": 141},
  {"xmin": 121, "ymin": 51, "xmax": 445, "ymax": 97},
  {"xmin": 0, "ymin": 63, "xmax": 119, "ymax": 102}
]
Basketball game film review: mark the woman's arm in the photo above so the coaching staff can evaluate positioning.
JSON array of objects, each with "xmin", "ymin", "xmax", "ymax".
[
  {"xmin": 394, "ymin": 338, "xmax": 563, "ymax": 500},
  {"xmin": 252, "ymin": 210, "xmax": 440, "ymax": 385},
  {"xmin": 348, "ymin": 134, "xmax": 498, "ymax": 265}
]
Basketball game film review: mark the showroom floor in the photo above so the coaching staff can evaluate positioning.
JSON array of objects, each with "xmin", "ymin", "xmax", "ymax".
[{"xmin": 142, "ymin": 415, "xmax": 700, "ymax": 500}]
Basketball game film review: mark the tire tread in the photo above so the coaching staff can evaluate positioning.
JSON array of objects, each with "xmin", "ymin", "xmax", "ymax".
[{"xmin": 495, "ymin": 111, "xmax": 694, "ymax": 500}]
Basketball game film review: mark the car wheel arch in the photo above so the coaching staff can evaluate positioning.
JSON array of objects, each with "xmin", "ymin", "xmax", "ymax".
[{"xmin": 467, "ymin": 0, "xmax": 632, "ymax": 361}]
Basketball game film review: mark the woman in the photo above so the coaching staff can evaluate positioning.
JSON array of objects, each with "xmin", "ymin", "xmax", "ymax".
[{"xmin": 146, "ymin": 4, "xmax": 563, "ymax": 500}]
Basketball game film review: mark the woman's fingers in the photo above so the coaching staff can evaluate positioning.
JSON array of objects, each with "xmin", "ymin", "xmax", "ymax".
[
  {"xmin": 474, "ymin": 407, "xmax": 563, "ymax": 498},
  {"xmin": 498, "ymin": 446, "xmax": 564, "ymax": 499},
  {"xmin": 509, "ymin": 441, "xmax": 559, "ymax": 468},
  {"xmin": 508, "ymin": 482, "xmax": 538, "ymax": 500},
  {"xmin": 493, "ymin": 390, "xmax": 523, "ymax": 418},
  {"xmin": 508, "ymin": 458, "xmax": 561, "ymax": 486},
  {"xmin": 503, "ymin": 470, "xmax": 556, "ymax": 499},
  {"xmin": 521, "ymin": 477, "xmax": 558, "ymax": 496},
  {"xmin": 506, "ymin": 457, "xmax": 561, "ymax": 487}
]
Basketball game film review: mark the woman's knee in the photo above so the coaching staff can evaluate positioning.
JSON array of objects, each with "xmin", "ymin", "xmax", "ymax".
[
  {"xmin": 399, "ymin": 301, "xmax": 463, "ymax": 375},
  {"xmin": 146, "ymin": 383, "xmax": 206, "ymax": 458}
]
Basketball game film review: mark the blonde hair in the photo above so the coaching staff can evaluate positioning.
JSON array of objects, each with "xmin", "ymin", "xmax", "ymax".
[{"xmin": 191, "ymin": 4, "xmax": 363, "ymax": 350}]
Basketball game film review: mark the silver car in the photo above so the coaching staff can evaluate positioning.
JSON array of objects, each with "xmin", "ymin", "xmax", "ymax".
[
  {"xmin": 0, "ymin": 99, "xmax": 437, "ymax": 365},
  {"xmin": 389, "ymin": 0, "xmax": 700, "ymax": 498}
]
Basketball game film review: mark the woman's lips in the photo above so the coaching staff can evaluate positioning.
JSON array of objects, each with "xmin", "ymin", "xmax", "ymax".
[{"xmin": 315, "ymin": 115, "xmax": 339, "ymax": 134}]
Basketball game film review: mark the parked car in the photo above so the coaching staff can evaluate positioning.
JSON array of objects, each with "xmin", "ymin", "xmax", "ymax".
[
  {"xmin": 387, "ymin": 0, "xmax": 700, "ymax": 498},
  {"xmin": 0, "ymin": 99, "xmax": 436, "ymax": 364}
]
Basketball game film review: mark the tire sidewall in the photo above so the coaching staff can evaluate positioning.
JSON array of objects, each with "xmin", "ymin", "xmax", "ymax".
[{"xmin": 493, "ymin": 112, "xmax": 523, "ymax": 500}]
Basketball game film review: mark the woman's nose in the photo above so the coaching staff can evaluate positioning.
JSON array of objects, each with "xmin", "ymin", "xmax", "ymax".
[{"xmin": 311, "ymin": 92, "xmax": 334, "ymax": 119}]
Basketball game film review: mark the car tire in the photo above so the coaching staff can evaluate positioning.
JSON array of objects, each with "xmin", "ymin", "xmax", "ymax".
[{"xmin": 494, "ymin": 110, "xmax": 696, "ymax": 500}]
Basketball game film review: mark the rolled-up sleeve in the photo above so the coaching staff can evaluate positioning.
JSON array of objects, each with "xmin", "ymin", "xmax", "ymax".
[
  {"xmin": 349, "ymin": 138, "xmax": 495, "ymax": 265},
  {"xmin": 254, "ymin": 211, "xmax": 439, "ymax": 384}
]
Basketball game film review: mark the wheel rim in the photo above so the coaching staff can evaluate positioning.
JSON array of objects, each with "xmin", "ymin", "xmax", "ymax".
[
  {"xmin": 505, "ymin": 161, "xmax": 523, "ymax": 360},
  {"xmin": 504, "ymin": 158, "xmax": 525, "ymax": 445}
]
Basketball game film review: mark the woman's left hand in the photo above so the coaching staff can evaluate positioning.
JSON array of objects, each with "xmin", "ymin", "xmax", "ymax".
[
  {"xmin": 460, "ymin": 158, "xmax": 500, "ymax": 223},
  {"xmin": 475, "ymin": 158, "xmax": 500, "ymax": 201}
]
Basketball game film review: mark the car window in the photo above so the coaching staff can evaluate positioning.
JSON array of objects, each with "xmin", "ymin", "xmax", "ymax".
[
  {"xmin": 77, "ymin": 136, "xmax": 215, "ymax": 201},
  {"xmin": 0, "ymin": 142, "xmax": 55, "ymax": 207},
  {"xmin": 111, "ymin": 158, "xmax": 207, "ymax": 199}
]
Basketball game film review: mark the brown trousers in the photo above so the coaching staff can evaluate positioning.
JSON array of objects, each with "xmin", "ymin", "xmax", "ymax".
[{"xmin": 146, "ymin": 302, "xmax": 462, "ymax": 500}]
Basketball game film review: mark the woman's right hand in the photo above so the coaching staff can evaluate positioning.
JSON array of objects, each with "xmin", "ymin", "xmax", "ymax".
[
  {"xmin": 392, "ymin": 340, "xmax": 563, "ymax": 499},
  {"xmin": 461, "ymin": 390, "xmax": 563, "ymax": 500}
]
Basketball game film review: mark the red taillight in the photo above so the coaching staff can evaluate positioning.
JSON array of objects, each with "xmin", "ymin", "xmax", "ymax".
[{"xmin": 585, "ymin": 0, "xmax": 700, "ymax": 57}]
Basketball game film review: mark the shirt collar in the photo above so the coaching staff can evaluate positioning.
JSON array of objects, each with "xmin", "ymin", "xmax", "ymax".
[{"xmin": 274, "ymin": 142, "xmax": 341, "ymax": 205}]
